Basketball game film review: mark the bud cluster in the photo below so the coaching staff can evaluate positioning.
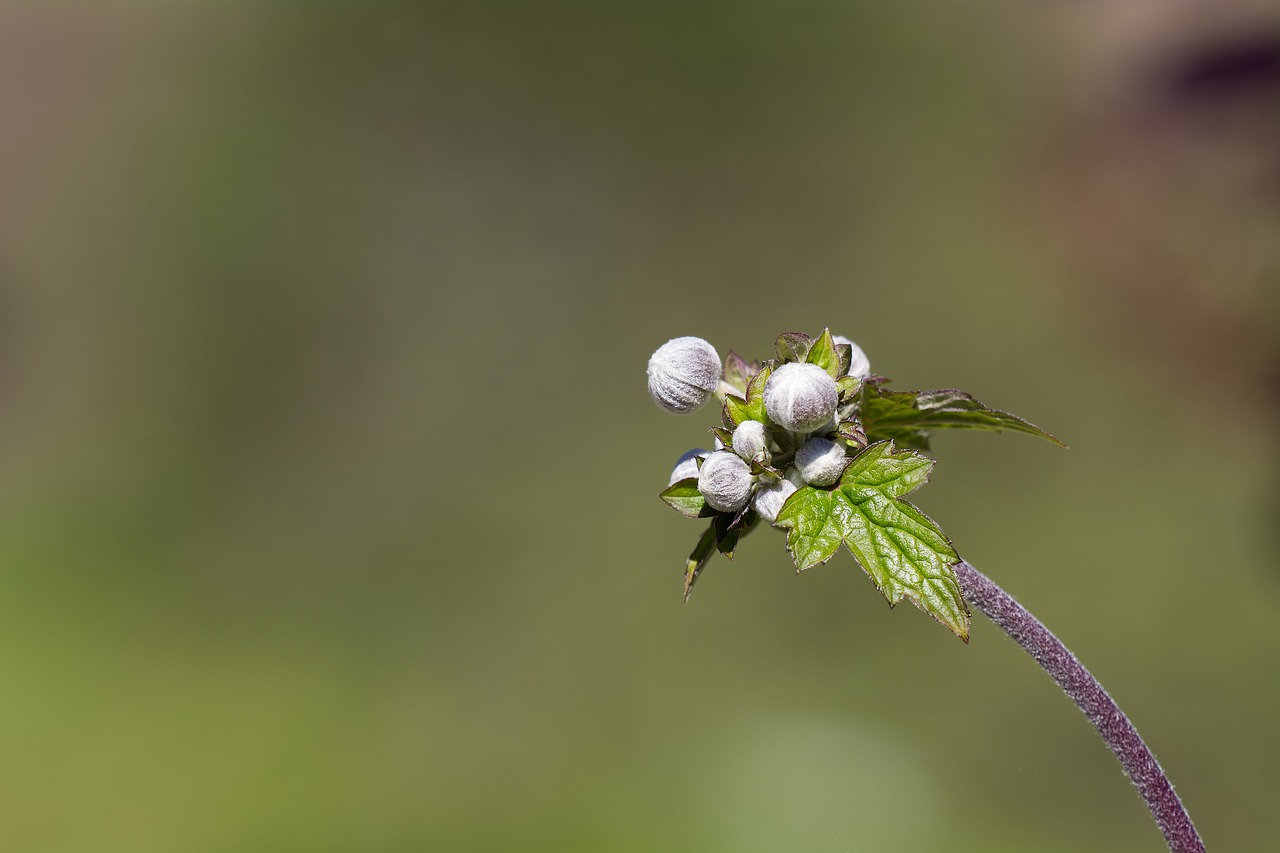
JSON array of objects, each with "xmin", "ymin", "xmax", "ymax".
[{"xmin": 650, "ymin": 329, "xmax": 872, "ymax": 532}]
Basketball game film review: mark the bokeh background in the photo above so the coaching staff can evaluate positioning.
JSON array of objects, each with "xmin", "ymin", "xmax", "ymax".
[{"xmin": 2, "ymin": 2, "xmax": 1279, "ymax": 851}]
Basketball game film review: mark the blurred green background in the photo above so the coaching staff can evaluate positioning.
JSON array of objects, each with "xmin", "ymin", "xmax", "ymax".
[{"xmin": 2, "ymin": 3, "xmax": 1279, "ymax": 851}]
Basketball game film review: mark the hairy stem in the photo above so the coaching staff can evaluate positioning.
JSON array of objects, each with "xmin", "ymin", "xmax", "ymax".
[{"xmin": 954, "ymin": 560, "xmax": 1204, "ymax": 853}]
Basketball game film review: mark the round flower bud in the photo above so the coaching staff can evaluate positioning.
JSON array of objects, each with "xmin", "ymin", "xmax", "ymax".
[
  {"xmin": 832, "ymin": 335, "xmax": 871, "ymax": 380},
  {"xmin": 697, "ymin": 450, "xmax": 753, "ymax": 514},
  {"xmin": 763, "ymin": 362, "xmax": 839, "ymax": 434},
  {"xmin": 752, "ymin": 476, "xmax": 797, "ymax": 525},
  {"xmin": 668, "ymin": 448, "xmax": 709, "ymax": 487},
  {"xmin": 647, "ymin": 336, "xmax": 722, "ymax": 415},
  {"xmin": 795, "ymin": 437, "xmax": 848, "ymax": 487},
  {"xmin": 731, "ymin": 420, "xmax": 767, "ymax": 463}
]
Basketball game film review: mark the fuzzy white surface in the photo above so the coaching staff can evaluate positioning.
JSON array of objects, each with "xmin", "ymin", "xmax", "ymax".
[
  {"xmin": 697, "ymin": 450, "xmax": 753, "ymax": 513},
  {"xmin": 647, "ymin": 336, "xmax": 722, "ymax": 414},
  {"xmin": 731, "ymin": 420, "xmax": 767, "ymax": 463},
  {"xmin": 795, "ymin": 436, "xmax": 848, "ymax": 486},
  {"xmin": 752, "ymin": 477, "xmax": 798, "ymax": 524},
  {"xmin": 668, "ymin": 448, "xmax": 709, "ymax": 487},
  {"xmin": 763, "ymin": 363, "xmax": 839, "ymax": 433}
]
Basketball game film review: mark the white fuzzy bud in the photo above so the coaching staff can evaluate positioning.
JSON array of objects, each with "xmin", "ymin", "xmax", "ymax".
[
  {"xmin": 795, "ymin": 436, "xmax": 848, "ymax": 486},
  {"xmin": 832, "ymin": 335, "xmax": 871, "ymax": 380},
  {"xmin": 668, "ymin": 448, "xmax": 709, "ymax": 487},
  {"xmin": 752, "ymin": 476, "xmax": 797, "ymax": 524},
  {"xmin": 697, "ymin": 450, "xmax": 753, "ymax": 514},
  {"xmin": 731, "ymin": 420, "xmax": 767, "ymax": 463},
  {"xmin": 785, "ymin": 466, "xmax": 806, "ymax": 488},
  {"xmin": 763, "ymin": 362, "xmax": 839, "ymax": 433},
  {"xmin": 647, "ymin": 336, "xmax": 722, "ymax": 415}
]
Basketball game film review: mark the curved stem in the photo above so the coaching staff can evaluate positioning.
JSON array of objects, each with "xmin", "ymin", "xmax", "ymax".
[{"xmin": 954, "ymin": 561, "xmax": 1204, "ymax": 853}]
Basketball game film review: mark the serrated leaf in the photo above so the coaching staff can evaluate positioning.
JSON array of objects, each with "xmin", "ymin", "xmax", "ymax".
[
  {"xmin": 660, "ymin": 478, "xmax": 716, "ymax": 519},
  {"xmin": 683, "ymin": 524, "xmax": 718, "ymax": 603},
  {"xmin": 774, "ymin": 485, "xmax": 847, "ymax": 571},
  {"xmin": 775, "ymin": 441, "xmax": 969, "ymax": 640},
  {"xmin": 805, "ymin": 328, "xmax": 842, "ymax": 379},
  {"xmin": 861, "ymin": 387, "xmax": 1065, "ymax": 450},
  {"xmin": 774, "ymin": 332, "xmax": 812, "ymax": 363}
]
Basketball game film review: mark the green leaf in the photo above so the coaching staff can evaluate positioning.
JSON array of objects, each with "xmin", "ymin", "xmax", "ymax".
[
  {"xmin": 723, "ymin": 394, "xmax": 750, "ymax": 428},
  {"xmin": 683, "ymin": 524, "xmax": 718, "ymax": 603},
  {"xmin": 861, "ymin": 387, "xmax": 1065, "ymax": 450},
  {"xmin": 835, "ymin": 375, "xmax": 861, "ymax": 401},
  {"xmin": 774, "ymin": 332, "xmax": 812, "ymax": 363},
  {"xmin": 714, "ymin": 509, "xmax": 756, "ymax": 559},
  {"xmin": 775, "ymin": 441, "xmax": 970, "ymax": 640},
  {"xmin": 805, "ymin": 328, "xmax": 842, "ymax": 379},
  {"xmin": 773, "ymin": 484, "xmax": 847, "ymax": 571},
  {"xmin": 834, "ymin": 343, "xmax": 853, "ymax": 378},
  {"xmin": 723, "ymin": 351, "xmax": 751, "ymax": 395},
  {"xmin": 660, "ymin": 478, "xmax": 716, "ymax": 519},
  {"xmin": 722, "ymin": 364, "xmax": 773, "ymax": 429}
]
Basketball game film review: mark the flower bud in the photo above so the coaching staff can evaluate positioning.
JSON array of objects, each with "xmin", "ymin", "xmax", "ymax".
[
  {"xmin": 752, "ymin": 476, "xmax": 797, "ymax": 524},
  {"xmin": 697, "ymin": 450, "xmax": 753, "ymax": 513},
  {"xmin": 832, "ymin": 335, "xmax": 871, "ymax": 380},
  {"xmin": 647, "ymin": 336, "xmax": 722, "ymax": 415},
  {"xmin": 731, "ymin": 420, "xmax": 767, "ymax": 463},
  {"xmin": 668, "ymin": 448, "xmax": 709, "ymax": 487},
  {"xmin": 763, "ymin": 362, "xmax": 839, "ymax": 433},
  {"xmin": 795, "ymin": 436, "xmax": 848, "ymax": 486}
]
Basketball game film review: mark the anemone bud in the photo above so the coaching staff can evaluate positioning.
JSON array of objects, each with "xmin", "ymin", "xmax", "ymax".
[
  {"xmin": 697, "ymin": 450, "xmax": 753, "ymax": 514},
  {"xmin": 763, "ymin": 362, "xmax": 839, "ymax": 433},
  {"xmin": 731, "ymin": 420, "xmax": 767, "ymax": 463},
  {"xmin": 795, "ymin": 436, "xmax": 848, "ymax": 486},
  {"xmin": 752, "ymin": 476, "xmax": 797, "ymax": 524},
  {"xmin": 668, "ymin": 448, "xmax": 709, "ymax": 487},
  {"xmin": 647, "ymin": 336, "xmax": 722, "ymax": 415},
  {"xmin": 832, "ymin": 335, "xmax": 871, "ymax": 380}
]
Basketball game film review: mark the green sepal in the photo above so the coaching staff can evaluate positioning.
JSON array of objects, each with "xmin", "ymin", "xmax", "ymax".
[
  {"xmin": 683, "ymin": 524, "xmax": 718, "ymax": 603},
  {"xmin": 837, "ymin": 419, "xmax": 868, "ymax": 449},
  {"xmin": 660, "ymin": 477, "xmax": 717, "ymax": 519},
  {"xmin": 774, "ymin": 332, "xmax": 812, "ymax": 364},
  {"xmin": 714, "ymin": 507, "xmax": 756, "ymax": 559},
  {"xmin": 836, "ymin": 375, "xmax": 862, "ymax": 401},
  {"xmin": 775, "ymin": 441, "xmax": 970, "ymax": 641},
  {"xmin": 834, "ymin": 343, "xmax": 853, "ymax": 379},
  {"xmin": 723, "ymin": 395, "xmax": 749, "ymax": 429},
  {"xmin": 805, "ymin": 328, "xmax": 842, "ymax": 379},
  {"xmin": 722, "ymin": 364, "xmax": 772, "ymax": 429},
  {"xmin": 710, "ymin": 426, "xmax": 733, "ymax": 448},
  {"xmin": 723, "ymin": 351, "xmax": 751, "ymax": 396}
]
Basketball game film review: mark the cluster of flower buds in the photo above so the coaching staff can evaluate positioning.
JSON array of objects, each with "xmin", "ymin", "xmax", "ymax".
[{"xmin": 650, "ymin": 329, "xmax": 872, "ymax": 527}]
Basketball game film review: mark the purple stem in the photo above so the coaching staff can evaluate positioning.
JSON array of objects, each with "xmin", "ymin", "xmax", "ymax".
[{"xmin": 954, "ymin": 560, "xmax": 1204, "ymax": 853}]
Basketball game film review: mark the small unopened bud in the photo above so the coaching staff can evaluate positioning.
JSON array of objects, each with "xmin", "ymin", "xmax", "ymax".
[
  {"xmin": 752, "ymin": 476, "xmax": 797, "ymax": 524},
  {"xmin": 763, "ymin": 362, "xmax": 839, "ymax": 433},
  {"xmin": 698, "ymin": 450, "xmax": 753, "ymax": 513},
  {"xmin": 668, "ymin": 448, "xmax": 709, "ymax": 486},
  {"xmin": 731, "ymin": 420, "xmax": 767, "ymax": 463},
  {"xmin": 832, "ymin": 335, "xmax": 871, "ymax": 380},
  {"xmin": 795, "ymin": 436, "xmax": 848, "ymax": 486},
  {"xmin": 647, "ymin": 336, "xmax": 722, "ymax": 415}
]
